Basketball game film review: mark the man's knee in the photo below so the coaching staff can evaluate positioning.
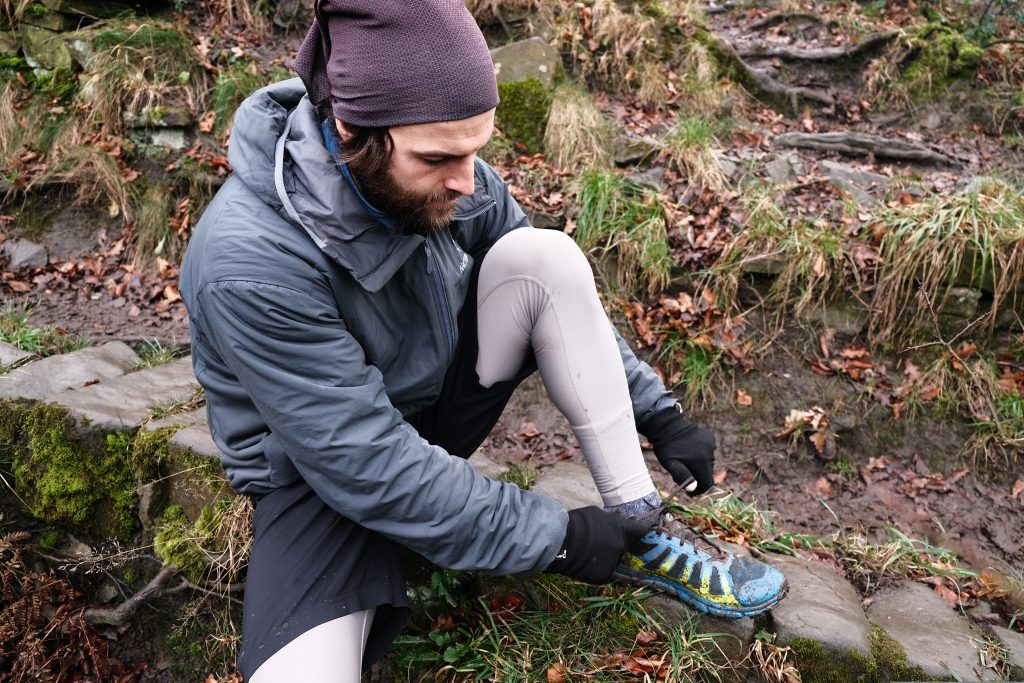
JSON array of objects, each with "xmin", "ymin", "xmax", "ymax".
[{"xmin": 482, "ymin": 228, "xmax": 594, "ymax": 293}]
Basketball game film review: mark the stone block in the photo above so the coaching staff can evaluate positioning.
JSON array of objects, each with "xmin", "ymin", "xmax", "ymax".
[
  {"xmin": 626, "ymin": 166, "xmax": 666, "ymax": 192},
  {"xmin": 4, "ymin": 238, "xmax": 48, "ymax": 269},
  {"xmin": 939, "ymin": 286, "xmax": 982, "ymax": 320},
  {"xmin": 0, "ymin": 341, "xmax": 140, "ymax": 400},
  {"xmin": 524, "ymin": 207, "xmax": 564, "ymax": 230},
  {"xmin": 490, "ymin": 37, "xmax": 564, "ymax": 86},
  {"xmin": 866, "ymin": 581, "xmax": 1001, "ymax": 681},
  {"xmin": 798, "ymin": 298, "xmax": 869, "ymax": 336},
  {"xmin": 145, "ymin": 127, "xmax": 189, "ymax": 151},
  {"xmin": 40, "ymin": 0, "xmax": 132, "ymax": 18},
  {"xmin": 144, "ymin": 406, "xmax": 207, "ymax": 432},
  {"xmin": 989, "ymin": 625, "xmax": 1024, "ymax": 680},
  {"xmin": 740, "ymin": 253, "xmax": 787, "ymax": 276},
  {"xmin": 0, "ymin": 30, "xmax": 19, "ymax": 57},
  {"xmin": 469, "ymin": 450, "xmax": 507, "ymax": 480},
  {"xmin": 647, "ymin": 594, "xmax": 755, "ymax": 661},
  {"xmin": 0, "ymin": 341, "xmax": 35, "ymax": 371},
  {"xmin": 166, "ymin": 424, "xmax": 229, "ymax": 521},
  {"xmin": 531, "ymin": 461, "xmax": 601, "ymax": 509},
  {"xmin": 20, "ymin": 5, "xmax": 80, "ymax": 32},
  {"xmin": 19, "ymin": 23, "xmax": 73, "ymax": 70},
  {"xmin": 53, "ymin": 357, "xmax": 198, "ymax": 430},
  {"xmin": 766, "ymin": 554, "xmax": 871, "ymax": 680},
  {"xmin": 123, "ymin": 105, "xmax": 194, "ymax": 128}
]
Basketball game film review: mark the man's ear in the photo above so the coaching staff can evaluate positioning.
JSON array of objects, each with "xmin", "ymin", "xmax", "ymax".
[{"xmin": 335, "ymin": 119, "xmax": 355, "ymax": 142}]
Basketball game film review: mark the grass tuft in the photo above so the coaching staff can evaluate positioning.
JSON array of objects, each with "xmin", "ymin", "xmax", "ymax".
[
  {"xmin": 543, "ymin": 82, "xmax": 614, "ymax": 171},
  {"xmin": 659, "ymin": 114, "xmax": 726, "ymax": 190},
  {"xmin": 0, "ymin": 303, "xmax": 89, "ymax": 359},
  {"xmin": 572, "ymin": 167, "xmax": 673, "ymax": 296},
  {"xmin": 868, "ymin": 176, "xmax": 1024, "ymax": 346}
]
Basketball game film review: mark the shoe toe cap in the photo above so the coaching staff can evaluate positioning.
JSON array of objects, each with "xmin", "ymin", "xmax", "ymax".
[{"xmin": 734, "ymin": 564, "xmax": 787, "ymax": 607}]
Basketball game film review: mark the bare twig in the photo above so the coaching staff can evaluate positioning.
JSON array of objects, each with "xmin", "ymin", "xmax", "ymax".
[{"xmin": 748, "ymin": 11, "xmax": 823, "ymax": 32}]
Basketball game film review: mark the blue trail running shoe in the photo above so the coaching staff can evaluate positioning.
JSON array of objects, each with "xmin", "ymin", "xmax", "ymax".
[{"xmin": 613, "ymin": 508, "xmax": 788, "ymax": 619}]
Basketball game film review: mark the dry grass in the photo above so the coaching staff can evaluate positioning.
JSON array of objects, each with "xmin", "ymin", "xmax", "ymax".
[
  {"xmin": 869, "ymin": 177, "xmax": 1024, "ymax": 346},
  {"xmin": 863, "ymin": 30, "xmax": 916, "ymax": 110},
  {"xmin": 77, "ymin": 19, "xmax": 206, "ymax": 134},
  {"xmin": 659, "ymin": 114, "xmax": 727, "ymax": 190},
  {"xmin": 34, "ymin": 138, "xmax": 129, "ymax": 219},
  {"xmin": 543, "ymin": 81, "xmax": 614, "ymax": 171}
]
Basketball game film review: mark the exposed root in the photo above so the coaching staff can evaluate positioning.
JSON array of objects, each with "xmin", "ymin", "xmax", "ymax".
[
  {"xmin": 773, "ymin": 131, "xmax": 953, "ymax": 164},
  {"xmin": 736, "ymin": 29, "xmax": 899, "ymax": 61},
  {"xmin": 81, "ymin": 564, "xmax": 186, "ymax": 627},
  {"xmin": 748, "ymin": 10, "xmax": 824, "ymax": 32},
  {"xmin": 703, "ymin": 31, "xmax": 834, "ymax": 111}
]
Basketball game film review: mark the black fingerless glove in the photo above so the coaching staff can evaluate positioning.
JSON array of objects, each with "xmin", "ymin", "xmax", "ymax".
[
  {"xmin": 546, "ymin": 507, "xmax": 650, "ymax": 584},
  {"xmin": 640, "ymin": 405, "xmax": 716, "ymax": 496}
]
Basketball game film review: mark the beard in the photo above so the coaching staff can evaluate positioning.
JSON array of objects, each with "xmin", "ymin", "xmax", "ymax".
[{"xmin": 346, "ymin": 158, "xmax": 461, "ymax": 236}]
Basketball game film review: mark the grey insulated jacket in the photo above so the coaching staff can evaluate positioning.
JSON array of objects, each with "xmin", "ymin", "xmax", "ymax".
[{"xmin": 179, "ymin": 77, "xmax": 672, "ymax": 576}]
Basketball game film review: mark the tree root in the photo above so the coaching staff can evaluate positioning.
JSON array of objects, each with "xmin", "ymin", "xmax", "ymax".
[
  {"xmin": 703, "ymin": 31, "xmax": 833, "ymax": 111},
  {"xmin": 81, "ymin": 565, "xmax": 187, "ymax": 627},
  {"xmin": 773, "ymin": 131, "xmax": 954, "ymax": 164},
  {"xmin": 736, "ymin": 30, "xmax": 900, "ymax": 61},
  {"xmin": 748, "ymin": 11, "xmax": 825, "ymax": 32}
]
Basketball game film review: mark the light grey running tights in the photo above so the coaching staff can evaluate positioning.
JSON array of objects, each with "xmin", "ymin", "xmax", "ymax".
[{"xmin": 249, "ymin": 227, "xmax": 654, "ymax": 681}]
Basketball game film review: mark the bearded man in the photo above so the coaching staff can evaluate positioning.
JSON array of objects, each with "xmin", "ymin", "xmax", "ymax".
[{"xmin": 179, "ymin": 1, "xmax": 787, "ymax": 679}]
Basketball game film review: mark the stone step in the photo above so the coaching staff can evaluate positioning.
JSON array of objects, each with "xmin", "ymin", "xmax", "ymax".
[
  {"xmin": 145, "ymin": 406, "xmax": 208, "ymax": 432},
  {"xmin": 866, "ymin": 581, "xmax": 1002, "ymax": 682},
  {"xmin": 0, "ymin": 341, "xmax": 140, "ymax": 400},
  {"xmin": 766, "ymin": 553, "xmax": 872, "ymax": 682},
  {"xmin": 0, "ymin": 340, "xmax": 36, "ymax": 370},
  {"xmin": 52, "ymin": 356, "xmax": 198, "ymax": 431}
]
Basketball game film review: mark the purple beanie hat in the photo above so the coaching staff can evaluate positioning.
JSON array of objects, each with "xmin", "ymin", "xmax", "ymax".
[{"xmin": 294, "ymin": 0, "xmax": 499, "ymax": 128}]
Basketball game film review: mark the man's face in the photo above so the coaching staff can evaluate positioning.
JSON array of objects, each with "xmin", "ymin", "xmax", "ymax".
[{"xmin": 337, "ymin": 108, "xmax": 495, "ymax": 235}]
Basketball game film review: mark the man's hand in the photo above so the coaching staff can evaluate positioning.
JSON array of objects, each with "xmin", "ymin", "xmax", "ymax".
[
  {"xmin": 640, "ymin": 405, "xmax": 715, "ymax": 496},
  {"xmin": 546, "ymin": 507, "xmax": 650, "ymax": 584}
]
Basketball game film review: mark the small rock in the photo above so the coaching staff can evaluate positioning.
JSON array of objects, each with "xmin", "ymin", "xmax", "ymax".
[
  {"xmin": 20, "ymin": 7, "xmax": 80, "ymax": 32},
  {"xmin": 713, "ymin": 151, "xmax": 740, "ymax": 179},
  {"xmin": 798, "ymin": 298, "xmax": 870, "ymax": 336},
  {"xmin": 626, "ymin": 166, "xmax": 666, "ymax": 192},
  {"xmin": 939, "ymin": 286, "xmax": 982, "ymax": 320},
  {"xmin": 136, "ymin": 481, "xmax": 168, "ymax": 530},
  {"xmin": 615, "ymin": 136, "xmax": 659, "ymax": 167},
  {"xmin": 97, "ymin": 581, "xmax": 120, "ymax": 604},
  {"xmin": 490, "ymin": 37, "xmax": 564, "ymax": 86},
  {"xmin": 123, "ymin": 105, "xmax": 194, "ymax": 129},
  {"xmin": 41, "ymin": 0, "xmax": 131, "ymax": 18},
  {"xmin": 146, "ymin": 128, "xmax": 189, "ymax": 151},
  {"xmin": 740, "ymin": 253, "xmax": 787, "ymax": 276},
  {"xmin": 765, "ymin": 156, "xmax": 795, "ymax": 185},
  {"xmin": 531, "ymin": 461, "xmax": 601, "ymax": 509},
  {"xmin": 866, "ymin": 581, "xmax": 1001, "ymax": 682},
  {"xmin": 4, "ymin": 238, "xmax": 48, "ymax": 270},
  {"xmin": 524, "ymin": 207, "xmax": 564, "ymax": 230},
  {"xmin": 820, "ymin": 160, "xmax": 890, "ymax": 208},
  {"xmin": 60, "ymin": 534, "xmax": 94, "ymax": 560},
  {"xmin": 272, "ymin": 0, "xmax": 306, "ymax": 30}
]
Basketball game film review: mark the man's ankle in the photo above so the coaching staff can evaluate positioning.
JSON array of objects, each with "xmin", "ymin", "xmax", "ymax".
[{"xmin": 604, "ymin": 491, "xmax": 662, "ymax": 520}]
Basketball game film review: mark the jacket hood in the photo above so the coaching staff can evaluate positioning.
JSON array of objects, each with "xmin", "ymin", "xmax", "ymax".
[{"xmin": 227, "ymin": 77, "xmax": 495, "ymax": 292}]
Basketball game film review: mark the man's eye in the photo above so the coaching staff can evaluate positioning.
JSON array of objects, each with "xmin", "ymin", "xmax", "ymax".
[{"xmin": 423, "ymin": 157, "xmax": 445, "ymax": 166}]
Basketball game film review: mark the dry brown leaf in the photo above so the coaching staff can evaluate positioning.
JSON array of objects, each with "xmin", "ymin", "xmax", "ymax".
[
  {"xmin": 736, "ymin": 389, "xmax": 753, "ymax": 406},
  {"xmin": 713, "ymin": 469, "xmax": 728, "ymax": 485},
  {"xmin": 934, "ymin": 583, "xmax": 960, "ymax": 609},
  {"xmin": 546, "ymin": 663, "xmax": 566, "ymax": 683},
  {"xmin": 809, "ymin": 429, "xmax": 828, "ymax": 454},
  {"xmin": 812, "ymin": 476, "xmax": 833, "ymax": 498},
  {"xmin": 635, "ymin": 629, "xmax": 658, "ymax": 646},
  {"xmin": 1012, "ymin": 479, "xmax": 1024, "ymax": 499}
]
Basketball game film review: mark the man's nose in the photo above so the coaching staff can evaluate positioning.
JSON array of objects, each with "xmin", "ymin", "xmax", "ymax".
[{"xmin": 444, "ymin": 157, "xmax": 476, "ymax": 196}]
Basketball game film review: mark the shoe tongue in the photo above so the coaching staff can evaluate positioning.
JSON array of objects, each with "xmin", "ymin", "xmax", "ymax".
[{"xmin": 659, "ymin": 513, "xmax": 725, "ymax": 557}]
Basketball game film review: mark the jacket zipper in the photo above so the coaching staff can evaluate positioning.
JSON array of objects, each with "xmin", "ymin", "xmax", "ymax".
[{"xmin": 424, "ymin": 242, "xmax": 455, "ymax": 366}]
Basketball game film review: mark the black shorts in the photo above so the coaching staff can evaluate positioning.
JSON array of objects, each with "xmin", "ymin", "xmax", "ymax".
[{"xmin": 238, "ymin": 263, "xmax": 538, "ymax": 678}]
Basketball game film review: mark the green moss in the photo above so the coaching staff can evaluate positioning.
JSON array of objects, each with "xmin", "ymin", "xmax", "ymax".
[
  {"xmin": 36, "ymin": 528, "xmax": 59, "ymax": 549},
  {"xmin": 153, "ymin": 504, "xmax": 206, "ymax": 582},
  {"xmin": 495, "ymin": 77, "xmax": 551, "ymax": 154},
  {"xmin": 2, "ymin": 401, "xmax": 178, "ymax": 539},
  {"xmin": 790, "ymin": 637, "xmax": 871, "ymax": 683},
  {"xmin": 902, "ymin": 25, "xmax": 983, "ymax": 99},
  {"xmin": 498, "ymin": 463, "xmax": 539, "ymax": 490},
  {"xmin": 867, "ymin": 625, "xmax": 933, "ymax": 682}
]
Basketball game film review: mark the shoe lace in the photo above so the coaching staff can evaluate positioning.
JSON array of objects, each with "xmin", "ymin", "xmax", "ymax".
[{"xmin": 646, "ymin": 484, "xmax": 726, "ymax": 560}]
